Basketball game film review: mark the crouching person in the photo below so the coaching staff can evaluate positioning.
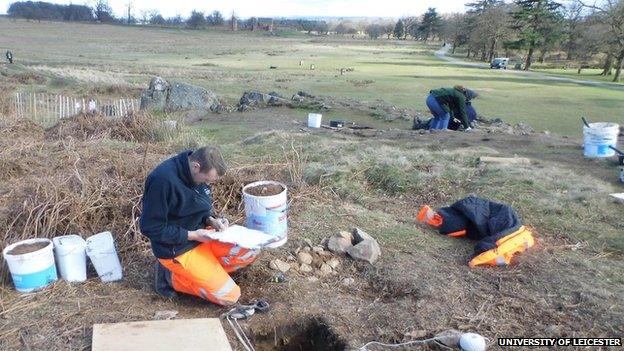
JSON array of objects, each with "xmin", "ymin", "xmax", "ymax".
[{"xmin": 140, "ymin": 146, "xmax": 260, "ymax": 305}]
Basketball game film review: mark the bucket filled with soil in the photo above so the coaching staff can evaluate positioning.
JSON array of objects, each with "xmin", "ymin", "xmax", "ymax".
[
  {"xmin": 2, "ymin": 238, "xmax": 58, "ymax": 293},
  {"xmin": 242, "ymin": 181, "xmax": 288, "ymax": 248}
]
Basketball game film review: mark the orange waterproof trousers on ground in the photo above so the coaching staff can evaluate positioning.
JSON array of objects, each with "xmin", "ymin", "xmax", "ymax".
[
  {"xmin": 158, "ymin": 241, "xmax": 259, "ymax": 306},
  {"xmin": 469, "ymin": 226, "xmax": 535, "ymax": 267}
]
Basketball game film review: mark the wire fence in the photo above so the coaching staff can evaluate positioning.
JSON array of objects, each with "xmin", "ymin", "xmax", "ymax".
[{"xmin": 13, "ymin": 92, "xmax": 140, "ymax": 126}]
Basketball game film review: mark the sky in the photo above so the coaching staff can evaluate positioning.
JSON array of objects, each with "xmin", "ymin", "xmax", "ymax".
[{"xmin": 0, "ymin": 0, "xmax": 469, "ymax": 19}]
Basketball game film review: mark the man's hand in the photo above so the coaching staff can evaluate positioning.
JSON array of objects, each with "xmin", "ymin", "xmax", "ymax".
[
  {"xmin": 209, "ymin": 216, "xmax": 229, "ymax": 232},
  {"xmin": 188, "ymin": 229, "xmax": 216, "ymax": 242}
]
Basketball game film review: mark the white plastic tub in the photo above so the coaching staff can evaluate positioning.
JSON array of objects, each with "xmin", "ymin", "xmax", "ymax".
[
  {"xmin": 53, "ymin": 235, "xmax": 87, "ymax": 282},
  {"xmin": 307, "ymin": 113, "xmax": 322, "ymax": 128},
  {"xmin": 3, "ymin": 238, "xmax": 57, "ymax": 293},
  {"xmin": 86, "ymin": 231, "xmax": 122, "ymax": 282},
  {"xmin": 242, "ymin": 181, "xmax": 288, "ymax": 248},
  {"xmin": 583, "ymin": 122, "xmax": 619, "ymax": 158}
]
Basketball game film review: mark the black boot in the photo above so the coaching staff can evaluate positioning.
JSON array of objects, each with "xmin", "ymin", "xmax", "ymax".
[
  {"xmin": 154, "ymin": 262, "xmax": 177, "ymax": 298},
  {"xmin": 412, "ymin": 116, "xmax": 429, "ymax": 130}
]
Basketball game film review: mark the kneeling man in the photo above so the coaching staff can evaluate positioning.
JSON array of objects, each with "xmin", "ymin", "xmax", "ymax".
[{"xmin": 140, "ymin": 146, "xmax": 259, "ymax": 305}]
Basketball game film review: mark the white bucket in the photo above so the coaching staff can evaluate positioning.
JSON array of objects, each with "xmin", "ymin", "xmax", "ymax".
[
  {"xmin": 583, "ymin": 122, "xmax": 619, "ymax": 158},
  {"xmin": 86, "ymin": 231, "xmax": 122, "ymax": 282},
  {"xmin": 242, "ymin": 181, "xmax": 288, "ymax": 248},
  {"xmin": 53, "ymin": 235, "xmax": 87, "ymax": 282},
  {"xmin": 308, "ymin": 113, "xmax": 322, "ymax": 128},
  {"xmin": 2, "ymin": 238, "xmax": 57, "ymax": 293}
]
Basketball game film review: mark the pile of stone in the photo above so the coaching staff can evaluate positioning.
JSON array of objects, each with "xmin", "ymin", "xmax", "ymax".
[
  {"xmin": 236, "ymin": 90, "xmax": 334, "ymax": 112},
  {"xmin": 478, "ymin": 117, "xmax": 536, "ymax": 135},
  {"xmin": 369, "ymin": 103, "xmax": 413, "ymax": 122},
  {"xmin": 238, "ymin": 91, "xmax": 292, "ymax": 111},
  {"xmin": 269, "ymin": 244, "xmax": 341, "ymax": 278}
]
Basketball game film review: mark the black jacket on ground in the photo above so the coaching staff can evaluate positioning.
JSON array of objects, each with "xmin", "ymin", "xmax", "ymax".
[
  {"xmin": 139, "ymin": 151, "xmax": 213, "ymax": 259},
  {"xmin": 437, "ymin": 196, "xmax": 522, "ymax": 255}
]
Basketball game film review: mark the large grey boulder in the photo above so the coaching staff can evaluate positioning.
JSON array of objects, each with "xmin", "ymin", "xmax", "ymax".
[
  {"xmin": 140, "ymin": 77, "xmax": 169, "ymax": 111},
  {"xmin": 166, "ymin": 82, "xmax": 219, "ymax": 111},
  {"xmin": 140, "ymin": 76, "xmax": 219, "ymax": 112}
]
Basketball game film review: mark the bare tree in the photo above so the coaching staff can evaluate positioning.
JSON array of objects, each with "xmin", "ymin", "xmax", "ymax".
[
  {"xmin": 126, "ymin": 1, "xmax": 132, "ymax": 24},
  {"xmin": 579, "ymin": 0, "xmax": 624, "ymax": 81},
  {"xmin": 93, "ymin": 0, "xmax": 114, "ymax": 23},
  {"xmin": 442, "ymin": 13, "xmax": 470, "ymax": 54}
]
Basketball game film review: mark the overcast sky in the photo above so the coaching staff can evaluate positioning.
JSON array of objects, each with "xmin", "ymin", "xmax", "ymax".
[{"xmin": 0, "ymin": 0, "xmax": 469, "ymax": 19}]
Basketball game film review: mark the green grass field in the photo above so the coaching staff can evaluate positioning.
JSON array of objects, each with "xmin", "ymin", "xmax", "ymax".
[
  {"xmin": 532, "ymin": 67, "xmax": 618, "ymax": 83},
  {"xmin": 1, "ymin": 18, "xmax": 623, "ymax": 136}
]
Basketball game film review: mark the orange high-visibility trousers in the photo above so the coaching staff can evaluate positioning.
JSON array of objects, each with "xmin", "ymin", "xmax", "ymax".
[
  {"xmin": 469, "ymin": 226, "xmax": 535, "ymax": 268},
  {"xmin": 159, "ymin": 241, "xmax": 260, "ymax": 306}
]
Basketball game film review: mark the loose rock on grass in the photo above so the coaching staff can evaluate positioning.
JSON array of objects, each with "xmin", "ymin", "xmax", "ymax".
[{"xmin": 326, "ymin": 227, "xmax": 381, "ymax": 264}]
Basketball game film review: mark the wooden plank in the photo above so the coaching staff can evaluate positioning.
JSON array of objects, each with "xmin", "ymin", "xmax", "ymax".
[
  {"xmin": 479, "ymin": 156, "xmax": 531, "ymax": 165},
  {"xmin": 92, "ymin": 318, "xmax": 232, "ymax": 351}
]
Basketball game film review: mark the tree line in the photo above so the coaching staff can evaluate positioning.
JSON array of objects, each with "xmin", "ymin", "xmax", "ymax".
[
  {"xmin": 7, "ymin": 1, "xmax": 231, "ymax": 27},
  {"xmin": 441, "ymin": 0, "xmax": 624, "ymax": 81},
  {"xmin": 353, "ymin": 0, "xmax": 622, "ymax": 82},
  {"xmin": 6, "ymin": 1, "xmax": 329, "ymax": 31}
]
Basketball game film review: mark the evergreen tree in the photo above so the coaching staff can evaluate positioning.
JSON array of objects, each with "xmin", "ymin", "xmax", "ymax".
[
  {"xmin": 420, "ymin": 8, "xmax": 441, "ymax": 42},
  {"xmin": 187, "ymin": 10, "xmax": 206, "ymax": 29},
  {"xmin": 393, "ymin": 19, "xmax": 405, "ymax": 39},
  {"xmin": 511, "ymin": 0, "xmax": 563, "ymax": 70}
]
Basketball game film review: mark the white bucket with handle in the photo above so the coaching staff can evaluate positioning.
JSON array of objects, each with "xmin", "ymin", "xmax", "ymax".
[
  {"xmin": 86, "ymin": 231, "xmax": 122, "ymax": 282},
  {"xmin": 53, "ymin": 235, "xmax": 87, "ymax": 282},
  {"xmin": 583, "ymin": 122, "xmax": 619, "ymax": 158},
  {"xmin": 2, "ymin": 238, "xmax": 58, "ymax": 293},
  {"xmin": 242, "ymin": 181, "xmax": 288, "ymax": 248}
]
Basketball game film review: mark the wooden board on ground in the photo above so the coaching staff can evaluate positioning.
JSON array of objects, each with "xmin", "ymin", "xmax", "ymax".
[
  {"xmin": 479, "ymin": 156, "xmax": 531, "ymax": 165},
  {"xmin": 92, "ymin": 318, "xmax": 232, "ymax": 351}
]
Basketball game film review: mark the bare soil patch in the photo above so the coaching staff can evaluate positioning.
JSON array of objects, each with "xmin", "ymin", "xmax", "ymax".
[
  {"xmin": 7, "ymin": 241, "xmax": 48, "ymax": 255},
  {"xmin": 246, "ymin": 183, "xmax": 285, "ymax": 197}
]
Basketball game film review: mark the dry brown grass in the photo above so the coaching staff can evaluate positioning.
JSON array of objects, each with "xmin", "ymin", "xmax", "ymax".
[
  {"xmin": 45, "ymin": 111, "xmax": 171, "ymax": 142},
  {"xmin": 0, "ymin": 71, "xmax": 47, "ymax": 85},
  {"xmin": 0, "ymin": 113, "xmax": 313, "ymax": 289},
  {"xmin": 0, "ymin": 118, "xmax": 167, "ymax": 283},
  {"xmin": 0, "ymin": 86, "xmax": 16, "ymax": 117}
]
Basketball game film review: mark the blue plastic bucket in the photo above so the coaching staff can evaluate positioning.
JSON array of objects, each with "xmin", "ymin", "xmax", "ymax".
[
  {"xmin": 3, "ymin": 238, "xmax": 57, "ymax": 293},
  {"xmin": 242, "ymin": 181, "xmax": 288, "ymax": 248}
]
